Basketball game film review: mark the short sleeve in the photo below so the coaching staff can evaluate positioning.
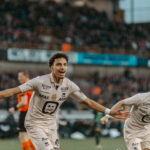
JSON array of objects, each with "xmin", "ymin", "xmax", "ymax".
[
  {"xmin": 19, "ymin": 77, "xmax": 39, "ymax": 93},
  {"xmin": 124, "ymin": 94, "xmax": 141, "ymax": 105},
  {"xmin": 69, "ymin": 81, "xmax": 87, "ymax": 102}
]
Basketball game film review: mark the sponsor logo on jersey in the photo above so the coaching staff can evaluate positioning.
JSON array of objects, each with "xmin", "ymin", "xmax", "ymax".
[
  {"xmin": 52, "ymin": 94, "xmax": 57, "ymax": 100},
  {"xmin": 42, "ymin": 84, "xmax": 51, "ymax": 90},
  {"xmin": 42, "ymin": 138, "xmax": 48, "ymax": 141},
  {"xmin": 58, "ymin": 97, "xmax": 66, "ymax": 101},
  {"xmin": 61, "ymin": 87, "xmax": 69, "ymax": 92},
  {"xmin": 44, "ymin": 142, "xmax": 50, "ymax": 147},
  {"xmin": 62, "ymin": 93, "xmax": 66, "ymax": 98},
  {"xmin": 132, "ymin": 143, "xmax": 138, "ymax": 146},
  {"xmin": 41, "ymin": 137, "xmax": 50, "ymax": 147},
  {"xmin": 39, "ymin": 93, "xmax": 49, "ymax": 99}
]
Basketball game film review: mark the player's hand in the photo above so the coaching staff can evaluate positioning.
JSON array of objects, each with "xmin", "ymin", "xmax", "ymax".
[
  {"xmin": 9, "ymin": 107, "xmax": 15, "ymax": 114},
  {"xmin": 101, "ymin": 116, "xmax": 109, "ymax": 125},
  {"xmin": 110, "ymin": 110, "xmax": 130, "ymax": 119}
]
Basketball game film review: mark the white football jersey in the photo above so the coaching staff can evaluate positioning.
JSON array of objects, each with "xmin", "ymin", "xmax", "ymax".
[
  {"xmin": 19, "ymin": 73, "xmax": 87, "ymax": 128},
  {"xmin": 124, "ymin": 92, "xmax": 150, "ymax": 129}
]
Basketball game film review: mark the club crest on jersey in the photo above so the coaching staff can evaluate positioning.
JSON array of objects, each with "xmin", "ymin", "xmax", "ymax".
[
  {"xmin": 42, "ymin": 84, "xmax": 51, "ymax": 90},
  {"xmin": 51, "ymin": 94, "xmax": 57, "ymax": 100},
  {"xmin": 61, "ymin": 87, "xmax": 69, "ymax": 92}
]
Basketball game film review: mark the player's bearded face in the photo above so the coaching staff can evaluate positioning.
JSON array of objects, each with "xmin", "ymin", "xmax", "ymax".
[{"xmin": 51, "ymin": 58, "xmax": 68, "ymax": 79}]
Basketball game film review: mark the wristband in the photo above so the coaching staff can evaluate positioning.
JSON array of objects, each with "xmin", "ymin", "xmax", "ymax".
[
  {"xmin": 106, "ymin": 114, "xmax": 114, "ymax": 119},
  {"xmin": 105, "ymin": 108, "xmax": 111, "ymax": 115}
]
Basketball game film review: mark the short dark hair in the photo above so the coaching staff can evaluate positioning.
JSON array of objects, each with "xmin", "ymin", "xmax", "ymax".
[{"xmin": 49, "ymin": 52, "xmax": 68, "ymax": 67}]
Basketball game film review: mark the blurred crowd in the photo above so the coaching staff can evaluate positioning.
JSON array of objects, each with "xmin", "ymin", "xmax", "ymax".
[
  {"xmin": 1, "ymin": 70, "xmax": 148, "ymax": 138},
  {"xmin": 0, "ymin": 0, "xmax": 150, "ymax": 55},
  {"xmin": 0, "ymin": 70, "xmax": 150, "ymax": 110},
  {"xmin": 0, "ymin": 70, "xmax": 149, "ymax": 139}
]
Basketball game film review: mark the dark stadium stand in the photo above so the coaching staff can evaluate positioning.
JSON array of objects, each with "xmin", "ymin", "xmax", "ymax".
[{"xmin": 0, "ymin": 0, "xmax": 150, "ymax": 57}]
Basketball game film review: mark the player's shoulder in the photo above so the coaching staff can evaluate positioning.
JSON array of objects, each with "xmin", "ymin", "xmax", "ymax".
[
  {"xmin": 138, "ymin": 92, "xmax": 150, "ymax": 98},
  {"xmin": 34, "ymin": 74, "xmax": 50, "ymax": 82},
  {"xmin": 63, "ymin": 77, "xmax": 79, "ymax": 90},
  {"xmin": 64, "ymin": 77, "xmax": 75, "ymax": 86}
]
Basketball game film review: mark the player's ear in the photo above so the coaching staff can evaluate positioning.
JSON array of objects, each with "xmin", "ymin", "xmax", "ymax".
[{"xmin": 50, "ymin": 65, "xmax": 53, "ymax": 71}]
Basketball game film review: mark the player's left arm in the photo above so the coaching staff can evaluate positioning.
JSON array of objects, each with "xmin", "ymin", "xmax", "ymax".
[
  {"xmin": 70, "ymin": 90, "xmax": 129, "ymax": 118},
  {"xmin": 82, "ymin": 98, "xmax": 129, "ymax": 118},
  {"xmin": 101, "ymin": 97, "xmax": 137, "ymax": 124},
  {"xmin": 69, "ymin": 82, "xmax": 129, "ymax": 118},
  {"xmin": 82, "ymin": 98, "xmax": 107, "ymax": 114},
  {"xmin": 111, "ymin": 93, "xmax": 141, "ymax": 112},
  {"xmin": 110, "ymin": 100, "xmax": 126, "ymax": 112}
]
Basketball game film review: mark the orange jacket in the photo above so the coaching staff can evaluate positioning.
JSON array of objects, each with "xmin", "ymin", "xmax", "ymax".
[{"xmin": 17, "ymin": 91, "xmax": 33, "ymax": 112}]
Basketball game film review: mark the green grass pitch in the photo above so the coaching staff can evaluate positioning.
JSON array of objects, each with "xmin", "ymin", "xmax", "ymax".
[{"xmin": 0, "ymin": 137, "xmax": 127, "ymax": 150}]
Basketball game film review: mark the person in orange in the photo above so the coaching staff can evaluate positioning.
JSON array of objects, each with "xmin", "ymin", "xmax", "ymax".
[{"xmin": 9, "ymin": 71, "xmax": 35, "ymax": 150}]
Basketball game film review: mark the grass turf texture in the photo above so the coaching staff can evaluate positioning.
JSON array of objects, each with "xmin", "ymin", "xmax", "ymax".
[{"xmin": 0, "ymin": 137, "xmax": 127, "ymax": 150}]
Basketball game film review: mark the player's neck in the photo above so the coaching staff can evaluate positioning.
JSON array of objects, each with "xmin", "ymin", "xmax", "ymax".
[{"xmin": 52, "ymin": 73, "xmax": 63, "ymax": 84}]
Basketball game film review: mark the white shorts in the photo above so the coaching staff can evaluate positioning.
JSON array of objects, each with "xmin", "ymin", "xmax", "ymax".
[
  {"xmin": 124, "ymin": 125, "xmax": 150, "ymax": 150},
  {"xmin": 26, "ymin": 124, "xmax": 59, "ymax": 150},
  {"xmin": 125, "ymin": 138, "xmax": 150, "ymax": 150}
]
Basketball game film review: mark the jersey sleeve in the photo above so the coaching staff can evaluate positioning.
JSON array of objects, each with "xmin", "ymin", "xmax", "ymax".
[
  {"xmin": 69, "ymin": 81, "xmax": 87, "ymax": 102},
  {"xmin": 123, "ymin": 93, "xmax": 141, "ymax": 105},
  {"xmin": 19, "ymin": 77, "xmax": 39, "ymax": 93}
]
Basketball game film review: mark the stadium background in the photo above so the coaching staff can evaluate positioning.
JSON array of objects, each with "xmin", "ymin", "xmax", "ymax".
[{"xmin": 0, "ymin": 0, "xmax": 150, "ymax": 149}]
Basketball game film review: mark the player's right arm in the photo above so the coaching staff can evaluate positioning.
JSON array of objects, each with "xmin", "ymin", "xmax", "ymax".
[
  {"xmin": 0, "ymin": 87, "xmax": 21, "ymax": 99},
  {"xmin": 101, "ymin": 100, "xmax": 129, "ymax": 125},
  {"xmin": 111, "ymin": 93, "xmax": 141, "ymax": 112},
  {"xmin": 0, "ymin": 76, "xmax": 38, "ymax": 99}
]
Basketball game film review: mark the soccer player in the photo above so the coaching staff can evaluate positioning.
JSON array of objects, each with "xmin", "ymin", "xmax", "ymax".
[
  {"xmin": 0, "ymin": 53, "xmax": 129, "ymax": 150},
  {"xmin": 9, "ymin": 72, "xmax": 35, "ymax": 150},
  {"xmin": 101, "ymin": 93, "xmax": 150, "ymax": 150},
  {"xmin": 93, "ymin": 98, "xmax": 105, "ymax": 149}
]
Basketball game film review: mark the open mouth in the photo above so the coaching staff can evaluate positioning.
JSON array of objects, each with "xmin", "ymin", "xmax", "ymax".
[{"xmin": 58, "ymin": 71, "xmax": 65, "ymax": 75}]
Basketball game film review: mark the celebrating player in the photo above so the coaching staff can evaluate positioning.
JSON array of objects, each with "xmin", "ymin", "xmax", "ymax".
[
  {"xmin": 101, "ymin": 93, "xmax": 150, "ymax": 150},
  {"xmin": 9, "ymin": 72, "xmax": 35, "ymax": 150},
  {"xmin": 0, "ymin": 53, "xmax": 129, "ymax": 150}
]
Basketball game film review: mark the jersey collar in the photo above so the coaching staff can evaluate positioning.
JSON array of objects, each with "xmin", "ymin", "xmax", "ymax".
[
  {"xmin": 49, "ymin": 73, "xmax": 64, "ymax": 85},
  {"xmin": 50, "ymin": 73, "xmax": 55, "ymax": 84}
]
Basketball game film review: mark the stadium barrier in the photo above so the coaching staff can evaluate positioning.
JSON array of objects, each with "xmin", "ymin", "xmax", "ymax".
[{"xmin": 6, "ymin": 48, "xmax": 149, "ymax": 67}]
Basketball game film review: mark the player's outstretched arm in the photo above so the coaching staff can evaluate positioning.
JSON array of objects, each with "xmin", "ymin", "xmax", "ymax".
[
  {"xmin": 111, "ymin": 100, "xmax": 126, "ymax": 112},
  {"xmin": 110, "ymin": 100, "xmax": 130, "ymax": 119},
  {"xmin": 0, "ymin": 87, "xmax": 21, "ymax": 99},
  {"xmin": 82, "ymin": 98, "xmax": 106, "ymax": 113},
  {"xmin": 82, "ymin": 98, "xmax": 130, "ymax": 119}
]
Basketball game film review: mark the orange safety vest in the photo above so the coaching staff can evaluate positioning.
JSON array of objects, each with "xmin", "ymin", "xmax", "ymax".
[
  {"xmin": 62, "ymin": 42, "xmax": 71, "ymax": 52},
  {"xmin": 17, "ymin": 91, "xmax": 33, "ymax": 112}
]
